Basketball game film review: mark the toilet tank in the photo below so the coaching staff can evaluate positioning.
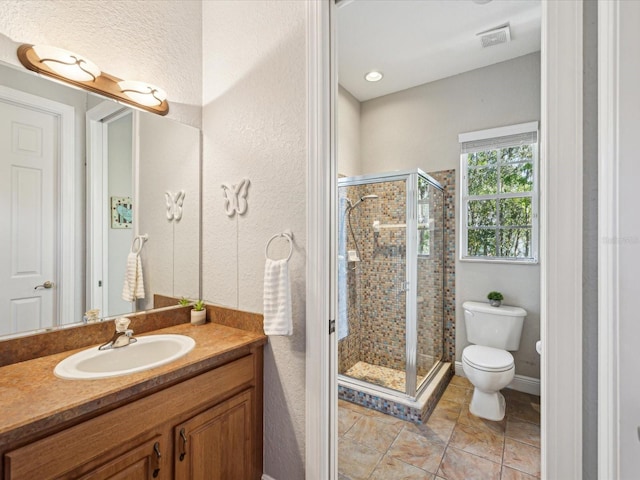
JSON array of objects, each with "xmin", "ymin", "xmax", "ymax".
[{"xmin": 463, "ymin": 301, "xmax": 527, "ymax": 351}]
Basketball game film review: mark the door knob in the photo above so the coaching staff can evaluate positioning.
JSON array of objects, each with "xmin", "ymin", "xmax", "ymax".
[{"xmin": 34, "ymin": 281, "xmax": 53, "ymax": 290}]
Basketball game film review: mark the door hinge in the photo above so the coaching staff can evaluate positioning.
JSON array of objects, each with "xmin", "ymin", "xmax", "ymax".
[{"xmin": 329, "ymin": 319, "xmax": 336, "ymax": 334}]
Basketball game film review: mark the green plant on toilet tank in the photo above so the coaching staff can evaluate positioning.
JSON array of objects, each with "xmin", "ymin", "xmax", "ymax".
[{"xmin": 487, "ymin": 291, "xmax": 504, "ymax": 307}]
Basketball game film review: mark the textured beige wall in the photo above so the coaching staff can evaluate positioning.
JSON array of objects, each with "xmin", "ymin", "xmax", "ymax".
[
  {"xmin": 202, "ymin": 1, "xmax": 307, "ymax": 478},
  {"xmin": 360, "ymin": 52, "xmax": 541, "ymax": 175},
  {"xmin": 337, "ymin": 85, "xmax": 361, "ymax": 176},
  {"xmin": 358, "ymin": 53, "xmax": 542, "ymax": 379},
  {"xmin": 0, "ymin": 0, "xmax": 202, "ymax": 128}
]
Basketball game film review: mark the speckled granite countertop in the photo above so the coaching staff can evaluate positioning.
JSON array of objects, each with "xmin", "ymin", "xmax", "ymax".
[{"xmin": 0, "ymin": 322, "xmax": 266, "ymax": 447}]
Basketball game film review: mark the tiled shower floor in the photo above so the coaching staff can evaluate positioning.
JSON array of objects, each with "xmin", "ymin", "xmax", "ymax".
[
  {"xmin": 339, "ymin": 376, "xmax": 541, "ymax": 479},
  {"xmin": 343, "ymin": 361, "xmax": 426, "ymax": 392}
]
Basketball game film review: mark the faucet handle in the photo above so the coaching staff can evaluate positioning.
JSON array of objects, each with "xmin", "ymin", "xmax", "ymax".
[{"xmin": 115, "ymin": 317, "xmax": 131, "ymax": 332}]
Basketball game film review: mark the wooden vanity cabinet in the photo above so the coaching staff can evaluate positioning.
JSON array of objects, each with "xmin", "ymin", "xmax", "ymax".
[
  {"xmin": 2, "ymin": 348, "xmax": 263, "ymax": 480},
  {"xmin": 174, "ymin": 389, "xmax": 253, "ymax": 480}
]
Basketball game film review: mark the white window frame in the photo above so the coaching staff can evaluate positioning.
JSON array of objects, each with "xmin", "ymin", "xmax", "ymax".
[{"xmin": 459, "ymin": 121, "xmax": 539, "ymax": 264}]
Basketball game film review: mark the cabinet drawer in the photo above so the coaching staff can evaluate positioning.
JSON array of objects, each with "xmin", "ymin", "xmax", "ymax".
[{"xmin": 4, "ymin": 355, "xmax": 254, "ymax": 479}]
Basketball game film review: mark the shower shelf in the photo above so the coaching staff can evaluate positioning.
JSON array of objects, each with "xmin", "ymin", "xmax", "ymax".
[{"xmin": 372, "ymin": 222, "xmax": 430, "ymax": 230}]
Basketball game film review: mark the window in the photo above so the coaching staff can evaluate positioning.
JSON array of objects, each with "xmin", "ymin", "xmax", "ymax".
[
  {"xmin": 417, "ymin": 176, "xmax": 431, "ymax": 256},
  {"xmin": 459, "ymin": 122, "xmax": 538, "ymax": 263}
]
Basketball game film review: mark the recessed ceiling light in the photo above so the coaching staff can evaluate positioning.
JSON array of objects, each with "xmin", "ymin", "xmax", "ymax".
[{"xmin": 364, "ymin": 71, "xmax": 383, "ymax": 82}]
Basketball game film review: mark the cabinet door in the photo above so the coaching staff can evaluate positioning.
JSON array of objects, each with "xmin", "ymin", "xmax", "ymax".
[
  {"xmin": 174, "ymin": 389, "xmax": 253, "ymax": 480},
  {"xmin": 79, "ymin": 437, "xmax": 163, "ymax": 480},
  {"xmin": 5, "ymin": 435, "xmax": 163, "ymax": 480}
]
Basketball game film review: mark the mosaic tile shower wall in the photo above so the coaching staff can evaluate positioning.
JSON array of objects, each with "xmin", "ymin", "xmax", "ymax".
[{"xmin": 428, "ymin": 170, "xmax": 456, "ymax": 365}]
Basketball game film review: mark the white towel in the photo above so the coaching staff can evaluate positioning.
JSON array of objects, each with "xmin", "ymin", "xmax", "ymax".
[
  {"xmin": 122, "ymin": 252, "xmax": 145, "ymax": 302},
  {"xmin": 263, "ymin": 258, "xmax": 292, "ymax": 336}
]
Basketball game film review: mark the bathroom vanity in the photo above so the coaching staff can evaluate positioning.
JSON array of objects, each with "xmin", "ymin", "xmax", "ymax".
[{"xmin": 0, "ymin": 321, "xmax": 266, "ymax": 479}]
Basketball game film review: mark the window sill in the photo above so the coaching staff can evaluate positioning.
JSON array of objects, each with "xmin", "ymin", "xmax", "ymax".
[{"xmin": 458, "ymin": 256, "xmax": 539, "ymax": 265}]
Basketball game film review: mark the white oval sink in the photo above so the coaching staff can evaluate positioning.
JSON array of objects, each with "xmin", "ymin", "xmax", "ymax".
[{"xmin": 54, "ymin": 334, "xmax": 196, "ymax": 380}]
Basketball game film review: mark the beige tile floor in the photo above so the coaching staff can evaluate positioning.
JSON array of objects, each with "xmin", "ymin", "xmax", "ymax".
[{"xmin": 338, "ymin": 376, "xmax": 541, "ymax": 480}]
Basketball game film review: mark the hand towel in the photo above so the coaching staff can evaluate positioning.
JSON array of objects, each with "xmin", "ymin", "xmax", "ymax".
[
  {"xmin": 263, "ymin": 258, "xmax": 292, "ymax": 336},
  {"xmin": 122, "ymin": 252, "xmax": 145, "ymax": 302}
]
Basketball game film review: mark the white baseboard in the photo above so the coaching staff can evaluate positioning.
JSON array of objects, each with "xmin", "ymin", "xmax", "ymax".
[
  {"xmin": 454, "ymin": 361, "xmax": 541, "ymax": 396},
  {"xmin": 262, "ymin": 475, "xmax": 276, "ymax": 480}
]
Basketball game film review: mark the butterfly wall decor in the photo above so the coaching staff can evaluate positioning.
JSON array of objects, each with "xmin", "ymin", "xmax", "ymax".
[
  {"xmin": 221, "ymin": 178, "xmax": 251, "ymax": 217},
  {"xmin": 165, "ymin": 190, "xmax": 185, "ymax": 222}
]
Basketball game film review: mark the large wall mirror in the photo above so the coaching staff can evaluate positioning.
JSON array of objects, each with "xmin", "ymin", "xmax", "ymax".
[{"xmin": 0, "ymin": 59, "xmax": 200, "ymax": 339}]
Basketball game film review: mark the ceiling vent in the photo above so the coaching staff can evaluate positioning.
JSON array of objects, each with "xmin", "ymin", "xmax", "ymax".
[{"xmin": 477, "ymin": 24, "xmax": 511, "ymax": 48}]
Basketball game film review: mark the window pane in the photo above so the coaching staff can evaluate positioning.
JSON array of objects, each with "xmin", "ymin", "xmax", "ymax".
[
  {"xmin": 418, "ymin": 228, "xmax": 430, "ymax": 256},
  {"xmin": 499, "ymin": 197, "xmax": 531, "ymax": 226},
  {"xmin": 467, "ymin": 149, "xmax": 498, "ymax": 167},
  {"xmin": 468, "ymin": 200, "xmax": 496, "ymax": 227},
  {"xmin": 468, "ymin": 229, "xmax": 496, "ymax": 257},
  {"xmin": 468, "ymin": 166, "xmax": 497, "ymax": 195},
  {"xmin": 500, "ymin": 145, "xmax": 533, "ymax": 164},
  {"xmin": 499, "ymin": 228, "xmax": 532, "ymax": 258},
  {"xmin": 418, "ymin": 176, "xmax": 429, "ymax": 201},
  {"xmin": 500, "ymin": 162, "xmax": 533, "ymax": 193}
]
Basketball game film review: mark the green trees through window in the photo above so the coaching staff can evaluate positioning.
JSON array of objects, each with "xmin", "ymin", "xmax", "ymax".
[{"xmin": 462, "ymin": 142, "xmax": 537, "ymax": 261}]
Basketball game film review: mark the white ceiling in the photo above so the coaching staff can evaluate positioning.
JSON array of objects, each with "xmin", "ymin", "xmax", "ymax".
[{"xmin": 337, "ymin": 0, "xmax": 541, "ymax": 102}]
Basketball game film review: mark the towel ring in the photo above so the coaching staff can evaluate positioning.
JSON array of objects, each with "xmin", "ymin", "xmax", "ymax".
[
  {"xmin": 265, "ymin": 232, "xmax": 293, "ymax": 262},
  {"xmin": 131, "ymin": 234, "xmax": 148, "ymax": 255}
]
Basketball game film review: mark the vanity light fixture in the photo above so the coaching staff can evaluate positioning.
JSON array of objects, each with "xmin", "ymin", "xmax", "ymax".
[
  {"xmin": 118, "ymin": 80, "xmax": 167, "ymax": 107},
  {"xmin": 364, "ymin": 70, "xmax": 383, "ymax": 82},
  {"xmin": 30, "ymin": 45, "xmax": 101, "ymax": 82},
  {"xmin": 17, "ymin": 44, "xmax": 169, "ymax": 116}
]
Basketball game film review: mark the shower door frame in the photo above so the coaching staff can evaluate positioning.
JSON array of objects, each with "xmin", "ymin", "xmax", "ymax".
[{"xmin": 338, "ymin": 169, "xmax": 444, "ymax": 401}]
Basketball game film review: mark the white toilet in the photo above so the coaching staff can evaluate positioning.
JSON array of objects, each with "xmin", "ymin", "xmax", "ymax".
[{"xmin": 461, "ymin": 301, "xmax": 527, "ymax": 421}]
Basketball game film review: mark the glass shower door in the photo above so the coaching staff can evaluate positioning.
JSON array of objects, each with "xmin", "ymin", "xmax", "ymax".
[
  {"xmin": 415, "ymin": 176, "xmax": 445, "ymax": 391},
  {"xmin": 337, "ymin": 179, "xmax": 409, "ymax": 394}
]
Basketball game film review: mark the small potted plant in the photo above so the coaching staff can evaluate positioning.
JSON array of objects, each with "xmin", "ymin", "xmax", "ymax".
[
  {"xmin": 178, "ymin": 297, "xmax": 191, "ymax": 307},
  {"xmin": 191, "ymin": 300, "xmax": 206, "ymax": 326},
  {"xmin": 487, "ymin": 291, "xmax": 504, "ymax": 307}
]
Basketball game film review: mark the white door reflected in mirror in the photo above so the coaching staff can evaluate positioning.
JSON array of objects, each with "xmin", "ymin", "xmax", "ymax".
[{"xmin": 0, "ymin": 93, "xmax": 57, "ymax": 336}]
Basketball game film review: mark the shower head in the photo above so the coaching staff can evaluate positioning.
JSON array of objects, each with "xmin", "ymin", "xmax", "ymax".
[{"xmin": 346, "ymin": 194, "xmax": 379, "ymax": 210}]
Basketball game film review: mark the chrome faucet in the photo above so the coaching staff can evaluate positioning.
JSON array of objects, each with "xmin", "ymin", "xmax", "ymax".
[{"xmin": 99, "ymin": 317, "xmax": 137, "ymax": 350}]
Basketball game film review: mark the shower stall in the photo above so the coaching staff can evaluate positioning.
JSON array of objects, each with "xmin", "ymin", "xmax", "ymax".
[{"xmin": 338, "ymin": 169, "xmax": 448, "ymax": 422}]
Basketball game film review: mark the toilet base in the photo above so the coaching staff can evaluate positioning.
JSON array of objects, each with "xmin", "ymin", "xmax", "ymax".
[{"xmin": 469, "ymin": 389, "xmax": 506, "ymax": 421}]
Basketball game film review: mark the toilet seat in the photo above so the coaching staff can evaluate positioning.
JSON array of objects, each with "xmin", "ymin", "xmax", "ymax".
[{"xmin": 462, "ymin": 345, "xmax": 514, "ymax": 373}]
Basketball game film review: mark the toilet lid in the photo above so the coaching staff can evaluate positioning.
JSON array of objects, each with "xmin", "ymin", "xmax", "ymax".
[{"xmin": 463, "ymin": 345, "xmax": 514, "ymax": 372}]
